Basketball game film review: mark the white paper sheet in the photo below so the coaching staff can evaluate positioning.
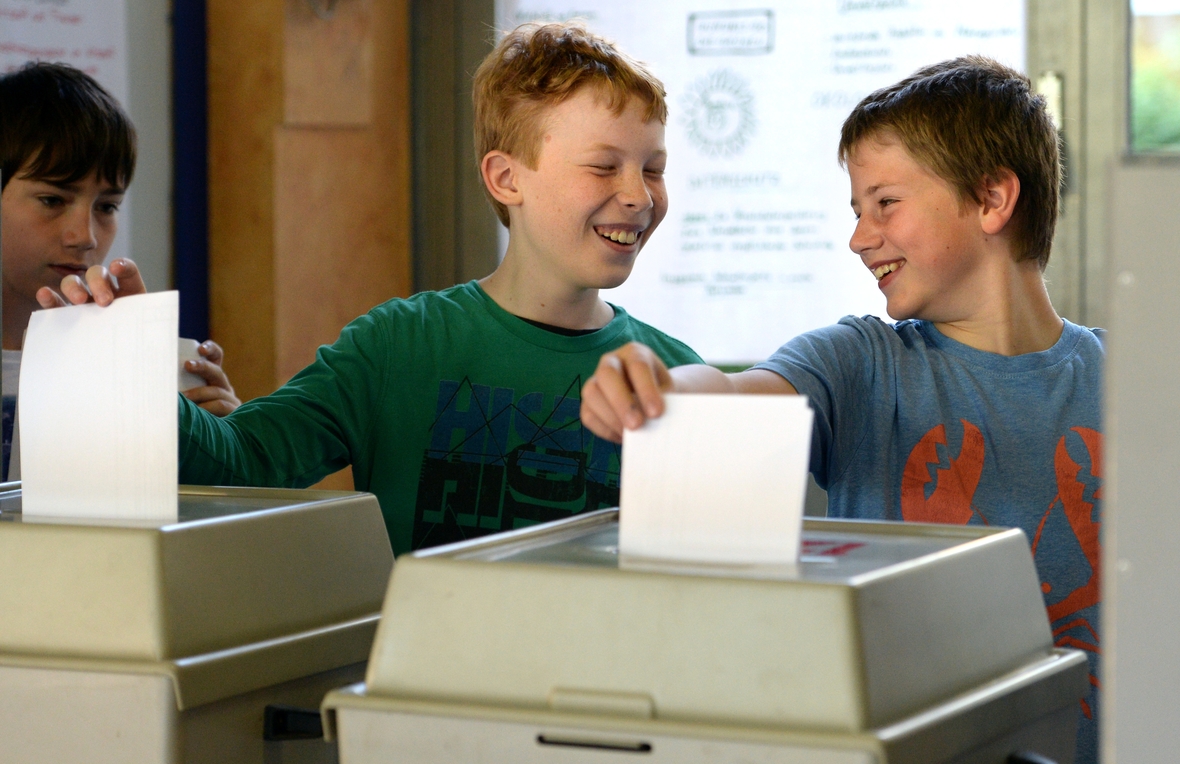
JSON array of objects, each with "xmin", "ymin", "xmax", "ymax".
[
  {"xmin": 177, "ymin": 337, "xmax": 203, "ymax": 391},
  {"xmin": 19, "ymin": 292, "xmax": 179, "ymax": 521},
  {"xmin": 619, "ymin": 393, "xmax": 813, "ymax": 566}
]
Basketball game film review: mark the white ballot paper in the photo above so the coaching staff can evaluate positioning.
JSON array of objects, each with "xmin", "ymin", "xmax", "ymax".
[
  {"xmin": 20, "ymin": 292, "xmax": 179, "ymax": 521},
  {"xmin": 620, "ymin": 393, "xmax": 813, "ymax": 566}
]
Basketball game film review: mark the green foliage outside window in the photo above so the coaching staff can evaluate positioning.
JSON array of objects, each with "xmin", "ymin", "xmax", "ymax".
[{"xmin": 1132, "ymin": 14, "xmax": 1180, "ymax": 152}]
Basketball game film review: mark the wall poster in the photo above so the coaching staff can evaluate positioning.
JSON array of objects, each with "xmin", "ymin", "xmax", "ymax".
[{"xmin": 497, "ymin": 1, "xmax": 1025, "ymax": 364}]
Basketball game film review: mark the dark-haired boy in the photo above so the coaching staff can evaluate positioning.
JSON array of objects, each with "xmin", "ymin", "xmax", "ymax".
[
  {"xmin": 1, "ymin": 61, "xmax": 239, "ymax": 479},
  {"xmin": 50, "ymin": 24, "xmax": 701, "ymax": 554},
  {"xmin": 581, "ymin": 56, "xmax": 1103, "ymax": 764}
]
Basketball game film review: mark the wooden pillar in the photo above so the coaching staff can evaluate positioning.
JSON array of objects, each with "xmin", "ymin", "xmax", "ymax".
[{"xmin": 207, "ymin": 0, "xmax": 412, "ymax": 488}]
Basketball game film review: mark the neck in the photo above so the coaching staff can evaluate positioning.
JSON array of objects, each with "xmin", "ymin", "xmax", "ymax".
[
  {"xmin": 933, "ymin": 259, "xmax": 1063, "ymax": 356},
  {"xmin": 2, "ymin": 285, "xmax": 33, "ymax": 351},
  {"xmin": 479, "ymin": 251, "xmax": 615, "ymax": 331}
]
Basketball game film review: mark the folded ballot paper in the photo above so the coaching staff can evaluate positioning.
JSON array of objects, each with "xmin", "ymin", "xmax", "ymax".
[
  {"xmin": 620, "ymin": 393, "xmax": 813, "ymax": 568},
  {"xmin": 20, "ymin": 292, "xmax": 179, "ymax": 522}
]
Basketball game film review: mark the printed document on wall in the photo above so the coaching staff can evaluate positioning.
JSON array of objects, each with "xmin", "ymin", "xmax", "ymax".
[{"xmin": 498, "ymin": 1, "xmax": 1025, "ymax": 364}]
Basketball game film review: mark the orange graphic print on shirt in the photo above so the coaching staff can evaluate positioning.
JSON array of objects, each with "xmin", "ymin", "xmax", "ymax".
[
  {"xmin": 901, "ymin": 422, "xmax": 1103, "ymax": 719},
  {"xmin": 1035, "ymin": 427, "xmax": 1103, "ymax": 718},
  {"xmin": 901, "ymin": 420, "xmax": 986, "ymax": 524}
]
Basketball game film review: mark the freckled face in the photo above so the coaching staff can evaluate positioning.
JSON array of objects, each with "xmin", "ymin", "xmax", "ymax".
[
  {"xmin": 510, "ymin": 89, "xmax": 668, "ymax": 291},
  {"xmin": 0, "ymin": 170, "xmax": 123, "ymax": 306},
  {"xmin": 848, "ymin": 138, "xmax": 988, "ymax": 322}
]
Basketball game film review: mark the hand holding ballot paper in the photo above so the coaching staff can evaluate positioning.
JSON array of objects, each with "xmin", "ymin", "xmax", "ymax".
[
  {"xmin": 581, "ymin": 341, "xmax": 801, "ymax": 441},
  {"xmin": 620, "ymin": 394, "xmax": 812, "ymax": 568},
  {"xmin": 588, "ymin": 343, "xmax": 815, "ymax": 568},
  {"xmin": 36, "ymin": 259, "xmax": 241, "ymax": 415}
]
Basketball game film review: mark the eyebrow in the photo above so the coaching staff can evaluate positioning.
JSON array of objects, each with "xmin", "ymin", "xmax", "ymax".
[
  {"xmin": 583, "ymin": 143, "xmax": 668, "ymax": 158},
  {"xmin": 850, "ymin": 182, "xmax": 898, "ymax": 206},
  {"xmin": 38, "ymin": 179, "xmax": 126, "ymax": 195}
]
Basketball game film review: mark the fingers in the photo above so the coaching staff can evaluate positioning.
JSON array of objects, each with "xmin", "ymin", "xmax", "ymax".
[
  {"xmin": 184, "ymin": 349, "xmax": 241, "ymax": 417},
  {"xmin": 183, "ymin": 386, "xmax": 241, "ymax": 417},
  {"xmin": 623, "ymin": 347, "xmax": 672, "ymax": 419},
  {"xmin": 77, "ymin": 259, "xmax": 147, "ymax": 307},
  {"xmin": 108, "ymin": 258, "xmax": 147, "ymax": 298},
  {"xmin": 581, "ymin": 373, "xmax": 626, "ymax": 443},
  {"xmin": 61, "ymin": 274, "xmax": 94, "ymax": 305},
  {"xmin": 83, "ymin": 265, "xmax": 117, "ymax": 306},
  {"xmin": 35, "ymin": 286, "xmax": 70, "ymax": 309},
  {"xmin": 196, "ymin": 340, "xmax": 225, "ymax": 366},
  {"xmin": 185, "ymin": 357, "xmax": 232, "ymax": 392},
  {"xmin": 580, "ymin": 343, "xmax": 671, "ymax": 443},
  {"xmin": 36, "ymin": 259, "xmax": 146, "ymax": 310}
]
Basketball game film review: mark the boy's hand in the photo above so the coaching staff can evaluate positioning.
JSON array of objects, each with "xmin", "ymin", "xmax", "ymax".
[
  {"xmin": 182, "ymin": 341, "xmax": 242, "ymax": 417},
  {"xmin": 581, "ymin": 342, "xmax": 673, "ymax": 443},
  {"xmin": 35, "ymin": 258, "xmax": 147, "ymax": 309}
]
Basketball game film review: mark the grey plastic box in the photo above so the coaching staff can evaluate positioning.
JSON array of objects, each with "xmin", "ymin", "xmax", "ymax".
[
  {"xmin": 0, "ymin": 483, "xmax": 394, "ymax": 764},
  {"xmin": 324, "ymin": 509, "xmax": 1087, "ymax": 764}
]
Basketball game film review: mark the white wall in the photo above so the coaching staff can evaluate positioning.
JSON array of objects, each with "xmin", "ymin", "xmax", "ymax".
[{"xmin": 123, "ymin": 0, "xmax": 172, "ymax": 293}]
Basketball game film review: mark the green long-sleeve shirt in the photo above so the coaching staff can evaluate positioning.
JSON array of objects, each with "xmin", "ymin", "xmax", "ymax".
[{"xmin": 179, "ymin": 281, "xmax": 702, "ymax": 554}]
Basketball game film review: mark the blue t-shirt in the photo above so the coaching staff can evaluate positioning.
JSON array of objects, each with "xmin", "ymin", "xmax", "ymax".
[{"xmin": 755, "ymin": 315, "xmax": 1103, "ymax": 764}]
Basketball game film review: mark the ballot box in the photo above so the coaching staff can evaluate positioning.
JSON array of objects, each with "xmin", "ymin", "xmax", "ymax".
[
  {"xmin": 0, "ymin": 483, "xmax": 393, "ymax": 764},
  {"xmin": 323, "ymin": 509, "xmax": 1088, "ymax": 764}
]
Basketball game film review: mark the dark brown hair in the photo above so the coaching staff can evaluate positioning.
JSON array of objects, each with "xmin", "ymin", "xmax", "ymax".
[
  {"xmin": 838, "ymin": 56, "xmax": 1060, "ymax": 269},
  {"xmin": 0, "ymin": 61, "xmax": 136, "ymax": 191},
  {"xmin": 472, "ymin": 22, "xmax": 667, "ymax": 226}
]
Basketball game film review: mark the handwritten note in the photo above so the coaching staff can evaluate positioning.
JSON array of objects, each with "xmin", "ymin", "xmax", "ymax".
[
  {"xmin": 619, "ymin": 393, "xmax": 813, "ymax": 566},
  {"xmin": 20, "ymin": 293, "xmax": 178, "ymax": 521}
]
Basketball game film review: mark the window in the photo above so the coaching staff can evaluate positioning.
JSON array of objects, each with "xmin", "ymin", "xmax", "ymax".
[{"xmin": 1131, "ymin": 0, "xmax": 1180, "ymax": 152}]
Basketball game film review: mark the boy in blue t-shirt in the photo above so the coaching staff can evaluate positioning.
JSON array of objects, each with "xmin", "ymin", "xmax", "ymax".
[{"xmin": 581, "ymin": 57, "xmax": 1103, "ymax": 764}]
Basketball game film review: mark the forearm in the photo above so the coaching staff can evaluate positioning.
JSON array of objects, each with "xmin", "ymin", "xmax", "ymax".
[
  {"xmin": 668, "ymin": 363, "xmax": 739, "ymax": 392},
  {"xmin": 669, "ymin": 365, "xmax": 797, "ymax": 395},
  {"xmin": 178, "ymin": 394, "xmax": 350, "ymax": 488}
]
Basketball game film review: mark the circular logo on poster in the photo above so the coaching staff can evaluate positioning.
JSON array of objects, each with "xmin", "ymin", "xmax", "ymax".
[{"xmin": 681, "ymin": 69, "xmax": 756, "ymax": 158}]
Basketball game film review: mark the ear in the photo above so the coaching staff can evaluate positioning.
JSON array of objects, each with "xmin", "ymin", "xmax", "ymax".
[
  {"xmin": 481, "ymin": 151, "xmax": 523, "ymax": 209},
  {"xmin": 978, "ymin": 168, "xmax": 1020, "ymax": 236}
]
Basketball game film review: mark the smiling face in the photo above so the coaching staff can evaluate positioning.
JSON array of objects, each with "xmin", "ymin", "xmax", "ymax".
[
  {"xmin": 504, "ymin": 88, "xmax": 668, "ymax": 293},
  {"xmin": 1, "ymin": 169, "xmax": 123, "ymax": 310},
  {"xmin": 848, "ymin": 137, "xmax": 992, "ymax": 323}
]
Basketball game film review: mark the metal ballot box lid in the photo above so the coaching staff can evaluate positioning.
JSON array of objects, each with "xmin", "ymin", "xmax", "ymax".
[
  {"xmin": 0, "ymin": 483, "xmax": 394, "ymax": 709},
  {"xmin": 363, "ymin": 509, "xmax": 1060, "ymax": 734}
]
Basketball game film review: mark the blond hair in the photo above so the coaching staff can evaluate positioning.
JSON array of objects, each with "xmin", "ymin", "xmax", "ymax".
[{"xmin": 839, "ymin": 56, "xmax": 1061, "ymax": 269}]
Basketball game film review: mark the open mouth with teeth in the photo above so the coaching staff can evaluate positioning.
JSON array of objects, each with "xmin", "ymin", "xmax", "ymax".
[
  {"xmin": 596, "ymin": 228, "xmax": 641, "ymax": 246},
  {"xmin": 872, "ymin": 261, "xmax": 903, "ymax": 281}
]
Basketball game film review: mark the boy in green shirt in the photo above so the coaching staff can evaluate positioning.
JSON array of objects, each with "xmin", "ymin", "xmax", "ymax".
[{"xmin": 48, "ymin": 23, "xmax": 700, "ymax": 554}]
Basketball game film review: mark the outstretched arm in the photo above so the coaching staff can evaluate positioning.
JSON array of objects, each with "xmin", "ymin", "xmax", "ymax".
[{"xmin": 580, "ymin": 342, "xmax": 797, "ymax": 443}]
